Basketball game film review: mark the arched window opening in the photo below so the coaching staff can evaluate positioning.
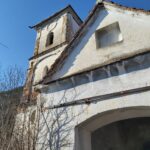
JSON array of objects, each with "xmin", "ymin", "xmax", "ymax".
[
  {"xmin": 42, "ymin": 66, "xmax": 49, "ymax": 78},
  {"xmin": 46, "ymin": 32, "xmax": 54, "ymax": 47}
]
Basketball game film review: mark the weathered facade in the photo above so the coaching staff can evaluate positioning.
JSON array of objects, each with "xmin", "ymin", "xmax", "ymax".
[
  {"xmin": 20, "ymin": 1, "xmax": 150, "ymax": 150},
  {"xmin": 22, "ymin": 5, "xmax": 82, "ymax": 102}
]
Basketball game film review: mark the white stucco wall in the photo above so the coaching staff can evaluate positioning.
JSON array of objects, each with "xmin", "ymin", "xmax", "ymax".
[
  {"xmin": 52, "ymin": 4, "xmax": 150, "ymax": 80},
  {"xmin": 36, "ymin": 52, "xmax": 150, "ymax": 150},
  {"xmin": 32, "ymin": 44, "xmax": 67, "ymax": 84},
  {"xmin": 19, "ymin": 3, "xmax": 150, "ymax": 150},
  {"xmin": 42, "ymin": 52, "xmax": 150, "ymax": 106},
  {"xmin": 38, "ymin": 66, "xmax": 150, "ymax": 150}
]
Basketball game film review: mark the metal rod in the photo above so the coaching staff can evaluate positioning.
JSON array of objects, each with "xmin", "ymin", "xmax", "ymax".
[{"xmin": 44, "ymin": 85, "xmax": 150, "ymax": 109}]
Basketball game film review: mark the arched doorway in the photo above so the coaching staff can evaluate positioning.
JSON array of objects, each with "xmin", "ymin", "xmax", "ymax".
[
  {"xmin": 92, "ymin": 117, "xmax": 150, "ymax": 150},
  {"xmin": 76, "ymin": 107, "xmax": 150, "ymax": 150}
]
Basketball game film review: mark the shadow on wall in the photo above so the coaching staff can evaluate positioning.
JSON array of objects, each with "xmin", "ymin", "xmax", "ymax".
[{"xmin": 54, "ymin": 9, "xmax": 108, "ymax": 78}]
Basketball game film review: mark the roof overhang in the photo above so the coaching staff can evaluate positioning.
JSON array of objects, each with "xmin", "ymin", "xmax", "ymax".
[{"xmin": 29, "ymin": 5, "xmax": 83, "ymax": 30}]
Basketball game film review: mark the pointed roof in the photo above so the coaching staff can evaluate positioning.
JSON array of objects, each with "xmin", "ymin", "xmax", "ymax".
[
  {"xmin": 30, "ymin": 5, "xmax": 83, "ymax": 29},
  {"xmin": 42, "ymin": 0, "xmax": 150, "ymax": 84}
]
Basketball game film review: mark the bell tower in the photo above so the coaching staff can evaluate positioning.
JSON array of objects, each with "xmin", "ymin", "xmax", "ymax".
[{"xmin": 22, "ymin": 5, "xmax": 82, "ymax": 102}]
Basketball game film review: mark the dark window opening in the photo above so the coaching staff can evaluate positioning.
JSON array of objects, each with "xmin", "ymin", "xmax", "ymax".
[
  {"xmin": 91, "ymin": 117, "xmax": 150, "ymax": 150},
  {"xmin": 46, "ymin": 32, "xmax": 54, "ymax": 47},
  {"xmin": 143, "ymin": 141, "xmax": 150, "ymax": 150}
]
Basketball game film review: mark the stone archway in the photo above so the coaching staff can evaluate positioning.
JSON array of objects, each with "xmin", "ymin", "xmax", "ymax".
[
  {"xmin": 92, "ymin": 117, "xmax": 150, "ymax": 150},
  {"xmin": 75, "ymin": 106, "xmax": 150, "ymax": 150}
]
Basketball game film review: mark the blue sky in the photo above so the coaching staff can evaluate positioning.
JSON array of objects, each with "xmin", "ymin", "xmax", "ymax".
[{"xmin": 0, "ymin": 0, "xmax": 150, "ymax": 72}]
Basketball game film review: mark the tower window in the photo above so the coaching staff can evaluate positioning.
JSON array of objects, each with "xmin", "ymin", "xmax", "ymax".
[{"xmin": 46, "ymin": 32, "xmax": 54, "ymax": 47}]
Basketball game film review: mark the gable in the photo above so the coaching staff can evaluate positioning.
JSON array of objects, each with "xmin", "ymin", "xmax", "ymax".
[{"xmin": 43, "ymin": 2, "xmax": 150, "ymax": 84}]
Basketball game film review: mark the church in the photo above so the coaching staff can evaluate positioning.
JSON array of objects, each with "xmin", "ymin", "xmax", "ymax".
[{"xmin": 19, "ymin": 0, "xmax": 150, "ymax": 149}]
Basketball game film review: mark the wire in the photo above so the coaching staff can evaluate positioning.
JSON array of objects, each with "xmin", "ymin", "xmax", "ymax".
[{"xmin": 0, "ymin": 42, "xmax": 9, "ymax": 49}]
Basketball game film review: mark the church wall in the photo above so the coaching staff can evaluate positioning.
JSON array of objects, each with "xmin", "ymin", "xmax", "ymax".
[
  {"xmin": 35, "ymin": 52, "xmax": 150, "ymax": 149},
  {"xmin": 31, "ymin": 44, "xmax": 67, "ymax": 84},
  {"xmin": 38, "ymin": 80, "xmax": 150, "ymax": 150},
  {"xmin": 53, "ymin": 6, "xmax": 150, "ymax": 80},
  {"xmin": 18, "ymin": 3, "xmax": 150, "ymax": 150},
  {"xmin": 42, "ymin": 52, "xmax": 150, "ymax": 106},
  {"xmin": 16, "ymin": 89, "xmax": 150, "ymax": 150}
]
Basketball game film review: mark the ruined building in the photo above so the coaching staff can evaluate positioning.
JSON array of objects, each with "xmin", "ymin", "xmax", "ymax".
[{"xmin": 20, "ymin": 0, "xmax": 150, "ymax": 149}]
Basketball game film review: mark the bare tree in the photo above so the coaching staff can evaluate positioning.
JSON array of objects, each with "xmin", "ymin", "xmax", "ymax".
[
  {"xmin": 0, "ymin": 65, "xmax": 25, "ymax": 91},
  {"xmin": 12, "ymin": 87, "xmax": 85, "ymax": 150},
  {"xmin": 0, "ymin": 65, "xmax": 25, "ymax": 150},
  {"xmin": 0, "ymin": 65, "xmax": 86, "ymax": 150}
]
